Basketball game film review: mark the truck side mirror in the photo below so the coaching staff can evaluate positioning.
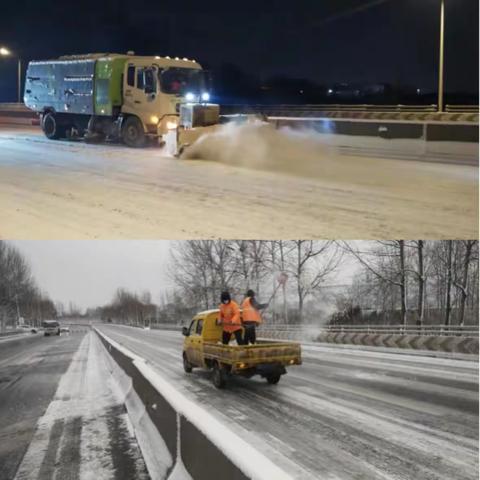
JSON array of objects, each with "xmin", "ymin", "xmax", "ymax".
[{"xmin": 182, "ymin": 326, "xmax": 189, "ymax": 336}]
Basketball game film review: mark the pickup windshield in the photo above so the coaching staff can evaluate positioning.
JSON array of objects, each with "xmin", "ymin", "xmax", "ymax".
[{"xmin": 159, "ymin": 68, "xmax": 211, "ymax": 95}]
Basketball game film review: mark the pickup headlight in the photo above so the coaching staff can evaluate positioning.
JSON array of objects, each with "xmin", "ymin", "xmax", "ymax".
[
  {"xmin": 201, "ymin": 92, "xmax": 210, "ymax": 102},
  {"xmin": 185, "ymin": 92, "xmax": 195, "ymax": 102}
]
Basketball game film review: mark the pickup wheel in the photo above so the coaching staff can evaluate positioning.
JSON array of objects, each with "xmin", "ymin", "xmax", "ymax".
[
  {"xmin": 183, "ymin": 353, "xmax": 193, "ymax": 373},
  {"xmin": 121, "ymin": 116, "xmax": 146, "ymax": 148},
  {"xmin": 266, "ymin": 374, "xmax": 281, "ymax": 385},
  {"xmin": 212, "ymin": 363, "xmax": 227, "ymax": 389}
]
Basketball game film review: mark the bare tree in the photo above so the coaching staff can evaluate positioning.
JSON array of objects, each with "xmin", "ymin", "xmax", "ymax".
[
  {"xmin": 445, "ymin": 240, "xmax": 453, "ymax": 326},
  {"xmin": 342, "ymin": 241, "xmax": 408, "ymax": 325},
  {"xmin": 453, "ymin": 240, "xmax": 478, "ymax": 326},
  {"xmin": 287, "ymin": 241, "xmax": 342, "ymax": 322}
]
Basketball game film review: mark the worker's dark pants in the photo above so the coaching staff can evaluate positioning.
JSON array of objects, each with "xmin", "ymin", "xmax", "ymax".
[
  {"xmin": 243, "ymin": 322, "xmax": 258, "ymax": 344},
  {"xmin": 222, "ymin": 329, "xmax": 244, "ymax": 345}
]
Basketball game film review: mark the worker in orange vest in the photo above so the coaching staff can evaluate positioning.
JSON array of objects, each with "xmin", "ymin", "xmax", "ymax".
[
  {"xmin": 219, "ymin": 291, "xmax": 244, "ymax": 345},
  {"xmin": 241, "ymin": 289, "xmax": 267, "ymax": 345}
]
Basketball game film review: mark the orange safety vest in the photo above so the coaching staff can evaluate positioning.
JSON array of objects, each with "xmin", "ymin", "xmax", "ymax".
[
  {"xmin": 241, "ymin": 297, "xmax": 262, "ymax": 324},
  {"xmin": 219, "ymin": 301, "xmax": 242, "ymax": 333}
]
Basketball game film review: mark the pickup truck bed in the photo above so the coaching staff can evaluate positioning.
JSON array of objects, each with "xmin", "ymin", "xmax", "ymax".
[{"xmin": 203, "ymin": 340, "xmax": 301, "ymax": 373}]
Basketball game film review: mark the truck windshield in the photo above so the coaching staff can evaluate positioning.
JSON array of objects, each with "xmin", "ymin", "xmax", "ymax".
[
  {"xmin": 159, "ymin": 68, "xmax": 211, "ymax": 95},
  {"xmin": 43, "ymin": 321, "xmax": 59, "ymax": 327}
]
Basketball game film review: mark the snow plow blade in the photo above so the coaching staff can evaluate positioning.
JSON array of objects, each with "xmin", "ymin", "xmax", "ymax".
[{"xmin": 173, "ymin": 110, "xmax": 267, "ymax": 158}]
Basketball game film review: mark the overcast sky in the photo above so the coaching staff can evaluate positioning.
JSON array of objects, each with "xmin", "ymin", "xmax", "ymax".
[
  {"xmin": 11, "ymin": 240, "xmax": 173, "ymax": 310},
  {"xmin": 10, "ymin": 240, "xmax": 361, "ymax": 311}
]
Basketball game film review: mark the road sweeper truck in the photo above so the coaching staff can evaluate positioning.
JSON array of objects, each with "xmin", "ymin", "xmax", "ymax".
[{"xmin": 24, "ymin": 53, "xmax": 219, "ymax": 152}]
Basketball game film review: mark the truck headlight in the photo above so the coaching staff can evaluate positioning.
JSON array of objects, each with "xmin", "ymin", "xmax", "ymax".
[
  {"xmin": 185, "ymin": 92, "xmax": 195, "ymax": 102},
  {"xmin": 201, "ymin": 92, "xmax": 210, "ymax": 102}
]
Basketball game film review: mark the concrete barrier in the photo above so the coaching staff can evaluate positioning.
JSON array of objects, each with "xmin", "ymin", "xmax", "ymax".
[
  {"xmin": 0, "ymin": 103, "xmax": 39, "ymax": 126},
  {"xmin": 316, "ymin": 331, "xmax": 479, "ymax": 354},
  {"xmin": 95, "ymin": 328, "xmax": 293, "ymax": 480}
]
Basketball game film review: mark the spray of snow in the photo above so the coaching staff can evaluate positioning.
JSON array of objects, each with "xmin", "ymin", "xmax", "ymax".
[{"xmin": 181, "ymin": 120, "xmax": 339, "ymax": 178}]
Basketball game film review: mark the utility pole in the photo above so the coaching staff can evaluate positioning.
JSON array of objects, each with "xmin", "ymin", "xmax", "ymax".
[{"xmin": 438, "ymin": 0, "xmax": 445, "ymax": 112}]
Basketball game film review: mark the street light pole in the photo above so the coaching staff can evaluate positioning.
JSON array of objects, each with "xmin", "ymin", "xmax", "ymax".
[
  {"xmin": 438, "ymin": 0, "xmax": 445, "ymax": 112},
  {"xmin": 17, "ymin": 58, "xmax": 22, "ymax": 103}
]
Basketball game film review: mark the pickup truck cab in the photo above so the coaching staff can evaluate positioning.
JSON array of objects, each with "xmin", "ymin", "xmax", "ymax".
[{"xmin": 182, "ymin": 309, "xmax": 302, "ymax": 388}]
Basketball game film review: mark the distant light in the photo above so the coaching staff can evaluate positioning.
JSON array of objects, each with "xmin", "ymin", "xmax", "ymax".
[
  {"xmin": 0, "ymin": 47, "xmax": 11, "ymax": 56},
  {"xmin": 299, "ymin": 89, "xmax": 304, "ymax": 94},
  {"xmin": 175, "ymin": 57, "xmax": 179, "ymax": 60},
  {"xmin": 183, "ymin": 57, "xmax": 188, "ymax": 61},
  {"xmin": 185, "ymin": 92, "xmax": 195, "ymax": 101},
  {"xmin": 417, "ymin": 88, "xmax": 421, "ymax": 94},
  {"xmin": 150, "ymin": 115, "xmax": 159, "ymax": 124},
  {"xmin": 166, "ymin": 56, "xmax": 171, "ymax": 59},
  {"xmin": 201, "ymin": 92, "xmax": 210, "ymax": 102},
  {"xmin": 155, "ymin": 56, "xmax": 160, "ymax": 59},
  {"xmin": 327, "ymin": 89, "xmax": 333, "ymax": 94}
]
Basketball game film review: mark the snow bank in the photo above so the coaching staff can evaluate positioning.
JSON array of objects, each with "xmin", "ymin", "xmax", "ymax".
[{"xmin": 95, "ymin": 328, "xmax": 294, "ymax": 480}]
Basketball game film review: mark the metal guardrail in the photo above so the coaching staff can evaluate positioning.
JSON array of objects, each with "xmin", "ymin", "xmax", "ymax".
[
  {"xmin": 326, "ymin": 325, "xmax": 478, "ymax": 336},
  {"xmin": 257, "ymin": 324, "xmax": 479, "ymax": 336},
  {"xmin": 117, "ymin": 322, "xmax": 479, "ymax": 337},
  {"xmin": 222, "ymin": 104, "xmax": 440, "ymax": 114},
  {"xmin": 445, "ymin": 105, "xmax": 479, "ymax": 113}
]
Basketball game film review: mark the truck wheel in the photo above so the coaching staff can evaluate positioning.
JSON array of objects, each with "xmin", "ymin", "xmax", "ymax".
[
  {"xmin": 121, "ymin": 116, "xmax": 146, "ymax": 148},
  {"xmin": 212, "ymin": 363, "xmax": 227, "ymax": 389},
  {"xmin": 266, "ymin": 374, "xmax": 281, "ymax": 385},
  {"xmin": 183, "ymin": 353, "xmax": 193, "ymax": 373},
  {"xmin": 42, "ymin": 113, "xmax": 65, "ymax": 140}
]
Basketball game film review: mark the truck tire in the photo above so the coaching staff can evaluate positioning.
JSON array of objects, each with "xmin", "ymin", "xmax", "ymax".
[
  {"xmin": 183, "ymin": 353, "xmax": 193, "ymax": 373},
  {"xmin": 121, "ymin": 116, "xmax": 146, "ymax": 148},
  {"xmin": 212, "ymin": 362, "xmax": 227, "ymax": 389},
  {"xmin": 42, "ymin": 113, "xmax": 66, "ymax": 140},
  {"xmin": 266, "ymin": 374, "xmax": 281, "ymax": 385}
]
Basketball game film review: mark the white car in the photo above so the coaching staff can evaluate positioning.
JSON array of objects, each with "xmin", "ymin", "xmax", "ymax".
[{"xmin": 19, "ymin": 324, "xmax": 38, "ymax": 334}]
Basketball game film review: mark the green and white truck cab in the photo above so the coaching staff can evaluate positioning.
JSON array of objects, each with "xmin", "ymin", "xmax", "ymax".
[{"xmin": 24, "ymin": 52, "xmax": 219, "ymax": 150}]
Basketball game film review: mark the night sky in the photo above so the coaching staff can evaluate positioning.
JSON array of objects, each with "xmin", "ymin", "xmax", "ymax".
[{"xmin": 0, "ymin": 0, "xmax": 478, "ymax": 101}]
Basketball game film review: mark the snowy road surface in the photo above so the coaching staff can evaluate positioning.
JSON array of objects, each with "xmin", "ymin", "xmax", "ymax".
[
  {"xmin": 98, "ymin": 324, "xmax": 479, "ymax": 480},
  {"xmin": 0, "ymin": 126, "xmax": 477, "ymax": 239},
  {"xmin": 0, "ymin": 330, "xmax": 149, "ymax": 480}
]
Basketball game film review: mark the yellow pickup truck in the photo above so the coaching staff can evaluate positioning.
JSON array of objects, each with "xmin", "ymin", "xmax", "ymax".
[{"xmin": 182, "ymin": 309, "xmax": 302, "ymax": 388}]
